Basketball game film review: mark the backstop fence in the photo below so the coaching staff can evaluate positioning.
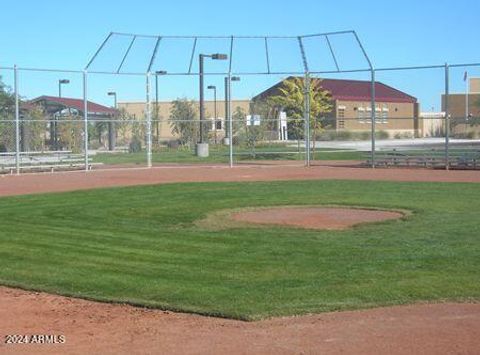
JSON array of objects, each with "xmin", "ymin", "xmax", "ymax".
[{"xmin": 1, "ymin": 31, "xmax": 479, "ymax": 174}]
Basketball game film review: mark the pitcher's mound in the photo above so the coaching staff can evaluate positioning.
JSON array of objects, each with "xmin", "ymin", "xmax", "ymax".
[{"xmin": 231, "ymin": 207, "xmax": 404, "ymax": 230}]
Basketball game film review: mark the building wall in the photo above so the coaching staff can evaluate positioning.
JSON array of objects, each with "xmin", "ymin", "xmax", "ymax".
[
  {"xmin": 333, "ymin": 100, "xmax": 419, "ymax": 137},
  {"xmin": 442, "ymin": 93, "xmax": 480, "ymax": 137},
  {"xmin": 442, "ymin": 94, "xmax": 480, "ymax": 118},
  {"xmin": 419, "ymin": 113, "xmax": 445, "ymax": 137},
  {"xmin": 471, "ymin": 78, "xmax": 480, "ymax": 93},
  {"xmin": 119, "ymin": 100, "xmax": 251, "ymax": 141}
]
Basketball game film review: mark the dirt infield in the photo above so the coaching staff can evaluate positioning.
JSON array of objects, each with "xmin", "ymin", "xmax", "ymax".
[
  {"xmin": 231, "ymin": 207, "xmax": 404, "ymax": 230},
  {"xmin": 1, "ymin": 164, "xmax": 479, "ymax": 197},
  {"xmin": 0, "ymin": 287, "xmax": 479, "ymax": 355},
  {"xmin": 1, "ymin": 165, "xmax": 479, "ymax": 354}
]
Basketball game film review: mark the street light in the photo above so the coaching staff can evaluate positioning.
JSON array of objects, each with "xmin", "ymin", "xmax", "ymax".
[
  {"xmin": 207, "ymin": 85, "xmax": 217, "ymax": 144},
  {"xmin": 107, "ymin": 92, "xmax": 117, "ymax": 151},
  {"xmin": 198, "ymin": 53, "xmax": 228, "ymax": 157},
  {"xmin": 107, "ymin": 91, "xmax": 117, "ymax": 108},
  {"xmin": 224, "ymin": 76, "xmax": 241, "ymax": 146},
  {"xmin": 52, "ymin": 79, "xmax": 70, "ymax": 150},
  {"xmin": 155, "ymin": 71, "xmax": 167, "ymax": 143},
  {"xmin": 58, "ymin": 79, "xmax": 70, "ymax": 98}
]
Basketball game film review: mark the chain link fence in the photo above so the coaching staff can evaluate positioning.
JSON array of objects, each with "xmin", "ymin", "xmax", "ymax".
[{"xmin": 1, "ymin": 61, "xmax": 480, "ymax": 174}]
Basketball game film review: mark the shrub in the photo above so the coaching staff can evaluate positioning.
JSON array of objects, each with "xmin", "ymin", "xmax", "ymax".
[
  {"xmin": 359, "ymin": 131, "xmax": 370, "ymax": 140},
  {"xmin": 129, "ymin": 137, "xmax": 142, "ymax": 153},
  {"xmin": 167, "ymin": 140, "xmax": 180, "ymax": 149},
  {"xmin": 376, "ymin": 130, "xmax": 389, "ymax": 139},
  {"xmin": 232, "ymin": 135, "xmax": 245, "ymax": 146},
  {"xmin": 335, "ymin": 130, "xmax": 353, "ymax": 140}
]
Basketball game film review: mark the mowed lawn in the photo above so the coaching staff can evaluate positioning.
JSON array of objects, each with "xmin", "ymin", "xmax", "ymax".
[
  {"xmin": 0, "ymin": 180, "xmax": 479, "ymax": 320},
  {"xmin": 93, "ymin": 148, "xmax": 364, "ymax": 165}
]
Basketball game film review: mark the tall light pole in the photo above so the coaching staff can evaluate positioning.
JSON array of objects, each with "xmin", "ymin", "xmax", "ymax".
[
  {"xmin": 155, "ymin": 70, "xmax": 167, "ymax": 144},
  {"xmin": 58, "ymin": 79, "xmax": 70, "ymax": 98},
  {"xmin": 198, "ymin": 53, "xmax": 227, "ymax": 157},
  {"xmin": 53, "ymin": 79, "xmax": 70, "ymax": 150},
  {"xmin": 224, "ymin": 76, "xmax": 240, "ymax": 146},
  {"xmin": 107, "ymin": 91, "xmax": 117, "ymax": 109},
  {"xmin": 107, "ymin": 91, "xmax": 117, "ymax": 151},
  {"xmin": 207, "ymin": 85, "xmax": 217, "ymax": 144},
  {"xmin": 227, "ymin": 76, "xmax": 241, "ymax": 167}
]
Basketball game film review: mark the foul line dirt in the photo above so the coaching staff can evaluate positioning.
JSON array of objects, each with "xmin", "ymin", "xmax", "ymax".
[
  {"xmin": 0, "ymin": 287, "xmax": 478, "ymax": 355},
  {"xmin": 1, "ymin": 164, "xmax": 479, "ymax": 197}
]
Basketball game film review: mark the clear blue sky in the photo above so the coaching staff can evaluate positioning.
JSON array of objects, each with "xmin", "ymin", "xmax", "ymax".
[{"xmin": 1, "ymin": 0, "xmax": 478, "ymax": 110}]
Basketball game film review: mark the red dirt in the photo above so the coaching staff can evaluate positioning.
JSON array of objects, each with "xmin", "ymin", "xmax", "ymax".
[
  {"xmin": 1, "ymin": 164, "xmax": 479, "ymax": 354},
  {"xmin": 0, "ymin": 164, "xmax": 479, "ymax": 197},
  {"xmin": 232, "ymin": 207, "xmax": 404, "ymax": 230},
  {"xmin": 0, "ymin": 287, "xmax": 478, "ymax": 355}
]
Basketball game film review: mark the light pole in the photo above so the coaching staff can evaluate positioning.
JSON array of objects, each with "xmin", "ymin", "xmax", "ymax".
[
  {"xmin": 155, "ymin": 70, "xmax": 167, "ymax": 144},
  {"xmin": 53, "ymin": 79, "xmax": 70, "ymax": 150},
  {"xmin": 224, "ymin": 76, "xmax": 240, "ymax": 146},
  {"xmin": 58, "ymin": 79, "xmax": 70, "ymax": 98},
  {"xmin": 198, "ymin": 53, "xmax": 227, "ymax": 157},
  {"xmin": 107, "ymin": 91, "xmax": 117, "ymax": 151},
  {"xmin": 207, "ymin": 85, "xmax": 217, "ymax": 144}
]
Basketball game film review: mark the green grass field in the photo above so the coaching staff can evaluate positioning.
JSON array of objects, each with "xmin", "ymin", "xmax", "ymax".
[
  {"xmin": 93, "ymin": 146, "xmax": 364, "ymax": 165},
  {"xmin": 0, "ymin": 180, "xmax": 479, "ymax": 320}
]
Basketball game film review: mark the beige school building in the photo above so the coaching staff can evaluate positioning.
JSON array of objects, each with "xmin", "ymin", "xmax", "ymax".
[
  {"xmin": 442, "ymin": 78, "xmax": 480, "ymax": 137},
  {"xmin": 119, "ymin": 77, "xmax": 456, "ymax": 141},
  {"xmin": 118, "ymin": 100, "xmax": 251, "ymax": 141}
]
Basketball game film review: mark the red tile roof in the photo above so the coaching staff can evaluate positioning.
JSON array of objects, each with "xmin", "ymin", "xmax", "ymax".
[
  {"xmin": 30, "ymin": 96, "xmax": 117, "ymax": 115},
  {"xmin": 254, "ymin": 77, "xmax": 417, "ymax": 104},
  {"xmin": 319, "ymin": 78, "xmax": 417, "ymax": 103}
]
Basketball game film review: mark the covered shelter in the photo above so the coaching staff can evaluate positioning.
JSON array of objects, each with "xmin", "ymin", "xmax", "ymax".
[{"xmin": 28, "ymin": 96, "xmax": 118, "ymax": 151}]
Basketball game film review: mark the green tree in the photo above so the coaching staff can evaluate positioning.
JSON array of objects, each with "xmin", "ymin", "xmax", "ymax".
[
  {"xmin": 266, "ymin": 77, "xmax": 332, "ymax": 156},
  {"xmin": 0, "ymin": 77, "xmax": 16, "ymax": 152},
  {"xmin": 1, "ymin": 77, "xmax": 49, "ymax": 153},
  {"xmin": 469, "ymin": 97, "xmax": 480, "ymax": 127},
  {"xmin": 169, "ymin": 98, "xmax": 198, "ymax": 148},
  {"xmin": 232, "ymin": 106, "xmax": 247, "ymax": 136},
  {"xmin": 116, "ymin": 107, "xmax": 134, "ymax": 145},
  {"xmin": 0, "ymin": 76, "xmax": 15, "ymax": 113},
  {"xmin": 20, "ymin": 105, "xmax": 48, "ymax": 152}
]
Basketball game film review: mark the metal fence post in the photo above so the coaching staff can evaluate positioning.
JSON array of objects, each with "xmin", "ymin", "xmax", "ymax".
[
  {"xmin": 228, "ymin": 73, "xmax": 233, "ymax": 168},
  {"xmin": 370, "ymin": 69, "xmax": 376, "ymax": 168},
  {"xmin": 83, "ymin": 71, "xmax": 89, "ymax": 171},
  {"xmin": 304, "ymin": 73, "xmax": 311, "ymax": 167},
  {"xmin": 444, "ymin": 63, "xmax": 450, "ymax": 170},
  {"xmin": 14, "ymin": 65, "xmax": 20, "ymax": 175},
  {"xmin": 146, "ymin": 72, "xmax": 152, "ymax": 168}
]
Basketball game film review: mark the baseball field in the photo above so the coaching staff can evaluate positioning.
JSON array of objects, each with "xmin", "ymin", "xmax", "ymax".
[{"xmin": 0, "ymin": 165, "xmax": 479, "ymax": 354}]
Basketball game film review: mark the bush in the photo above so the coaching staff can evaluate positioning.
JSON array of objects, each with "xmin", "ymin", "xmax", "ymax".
[
  {"xmin": 315, "ymin": 130, "xmax": 390, "ymax": 141},
  {"xmin": 316, "ymin": 131, "xmax": 336, "ymax": 141},
  {"xmin": 451, "ymin": 131, "xmax": 478, "ymax": 139},
  {"xmin": 232, "ymin": 135, "xmax": 245, "ymax": 146},
  {"xmin": 359, "ymin": 131, "xmax": 370, "ymax": 140},
  {"xmin": 335, "ymin": 130, "xmax": 353, "ymax": 141},
  {"xmin": 376, "ymin": 130, "xmax": 389, "ymax": 139},
  {"xmin": 167, "ymin": 140, "xmax": 180, "ymax": 149},
  {"xmin": 129, "ymin": 137, "xmax": 142, "ymax": 153}
]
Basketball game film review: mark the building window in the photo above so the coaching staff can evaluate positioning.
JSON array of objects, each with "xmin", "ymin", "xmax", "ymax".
[
  {"xmin": 216, "ymin": 119, "xmax": 222, "ymax": 130},
  {"xmin": 381, "ymin": 105, "xmax": 389, "ymax": 123},
  {"xmin": 366, "ymin": 106, "xmax": 372, "ymax": 123},
  {"xmin": 357, "ymin": 106, "xmax": 365, "ymax": 123},
  {"xmin": 338, "ymin": 106, "xmax": 345, "ymax": 129},
  {"xmin": 375, "ymin": 106, "xmax": 381, "ymax": 123}
]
